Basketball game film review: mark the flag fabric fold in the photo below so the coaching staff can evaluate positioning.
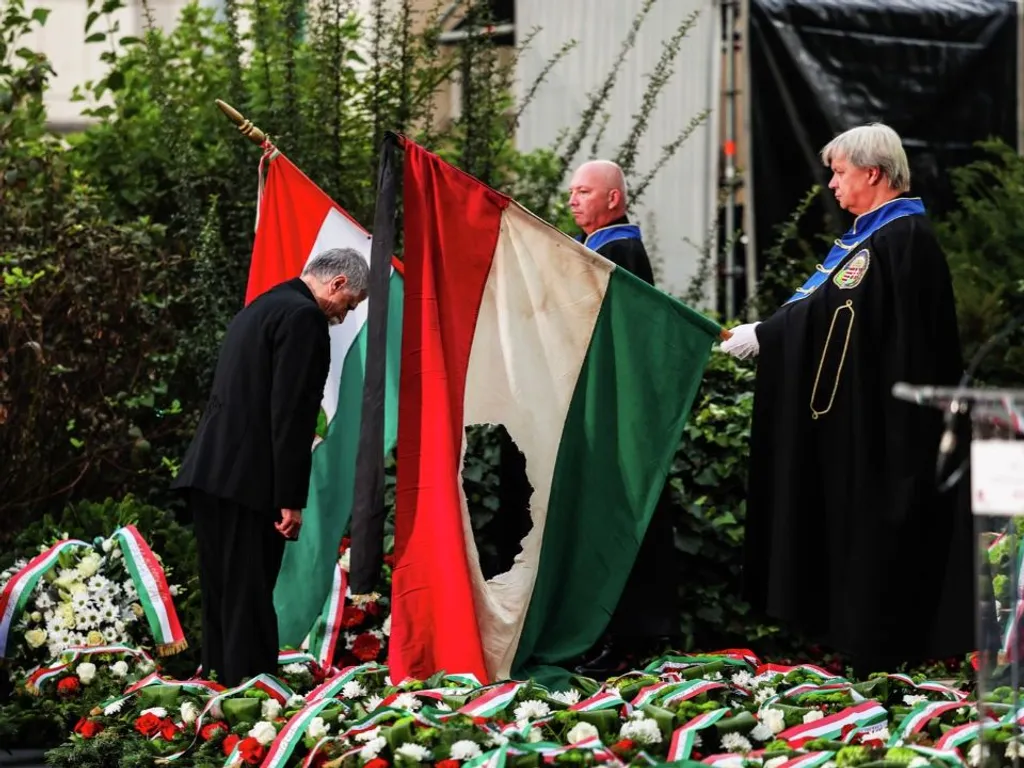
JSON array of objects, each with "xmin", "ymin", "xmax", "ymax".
[
  {"xmin": 387, "ymin": 139, "xmax": 720, "ymax": 685},
  {"xmin": 248, "ymin": 150, "xmax": 403, "ymax": 648}
]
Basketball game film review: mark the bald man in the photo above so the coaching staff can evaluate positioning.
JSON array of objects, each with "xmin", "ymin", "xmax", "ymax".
[
  {"xmin": 567, "ymin": 160, "xmax": 675, "ymax": 679},
  {"xmin": 569, "ymin": 160, "xmax": 655, "ymax": 285}
]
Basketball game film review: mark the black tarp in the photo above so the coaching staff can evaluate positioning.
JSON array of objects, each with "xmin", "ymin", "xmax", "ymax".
[{"xmin": 746, "ymin": 0, "xmax": 1020, "ymax": 293}]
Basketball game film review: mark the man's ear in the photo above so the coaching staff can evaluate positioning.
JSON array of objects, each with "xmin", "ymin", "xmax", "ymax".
[
  {"xmin": 331, "ymin": 274, "xmax": 348, "ymax": 293},
  {"xmin": 608, "ymin": 189, "xmax": 621, "ymax": 209}
]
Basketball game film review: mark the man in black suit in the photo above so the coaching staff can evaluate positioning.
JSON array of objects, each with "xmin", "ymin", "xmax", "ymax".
[{"xmin": 173, "ymin": 247, "xmax": 369, "ymax": 686}]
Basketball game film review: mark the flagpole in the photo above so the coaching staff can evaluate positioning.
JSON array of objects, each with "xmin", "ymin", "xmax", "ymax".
[{"xmin": 215, "ymin": 99, "xmax": 272, "ymax": 147}]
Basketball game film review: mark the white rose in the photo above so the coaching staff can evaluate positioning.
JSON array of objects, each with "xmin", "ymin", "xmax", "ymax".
[
  {"xmin": 76, "ymin": 662, "xmax": 97, "ymax": 684},
  {"xmin": 248, "ymin": 720, "xmax": 278, "ymax": 746},
  {"xmin": 307, "ymin": 716, "xmax": 329, "ymax": 741},
  {"xmin": 803, "ymin": 710, "xmax": 825, "ymax": 724},
  {"xmin": 567, "ymin": 722, "xmax": 600, "ymax": 744},
  {"xmin": 30, "ymin": 611, "xmax": 42, "ymax": 623},
  {"xmin": 140, "ymin": 707, "xmax": 168, "ymax": 718},
  {"xmin": 101, "ymin": 539, "xmax": 114, "ymax": 553},
  {"xmin": 109, "ymin": 660, "xmax": 129, "ymax": 678},
  {"xmin": 24, "ymin": 629, "xmax": 48, "ymax": 649},
  {"xmin": 77, "ymin": 554, "xmax": 102, "ymax": 579},
  {"xmin": 762, "ymin": 707, "xmax": 786, "ymax": 734},
  {"xmin": 261, "ymin": 698, "xmax": 282, "ymax": 720},
  {"xmin": 180, "ymin": 701, "xmax": 200, "ymax": 725}
]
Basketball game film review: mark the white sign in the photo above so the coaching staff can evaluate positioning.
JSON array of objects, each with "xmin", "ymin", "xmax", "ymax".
[{"xmin": 972, "ymin": 440, "xmax": 1024, "ymax": 516}]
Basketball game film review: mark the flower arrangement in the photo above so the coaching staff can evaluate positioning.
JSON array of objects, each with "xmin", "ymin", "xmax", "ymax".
[{"xmin": 0, "ymin": 524, "xmax": 188, "ymax": 683}]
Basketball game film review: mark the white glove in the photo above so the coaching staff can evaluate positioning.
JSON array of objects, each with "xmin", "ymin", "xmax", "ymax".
[{"xmin": 719, "ymin": 322, "xmax": 761, "ymax": 359}]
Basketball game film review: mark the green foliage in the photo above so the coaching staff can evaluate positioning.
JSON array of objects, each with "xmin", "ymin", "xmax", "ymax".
[{"xmin": 934, "ymin": 139, "xmax": 1024, "ymax": 386}]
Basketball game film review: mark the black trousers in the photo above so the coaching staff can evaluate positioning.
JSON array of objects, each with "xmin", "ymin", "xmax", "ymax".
[{"xmin": 190, "ymin": 490, "xmax": 286, "ymax": 687}]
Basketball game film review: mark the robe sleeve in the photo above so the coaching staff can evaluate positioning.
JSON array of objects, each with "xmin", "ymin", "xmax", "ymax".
[
  {"xmin": 873, "ymin": 216, "xmax": 964, "ymax": 481},
  {"xmin": 269, "ymin": 304, "xmax": 331, "ymax": 510},
  {"xmin": 598, "ymin": 239, "xmax": 656, "ymax": 286}
]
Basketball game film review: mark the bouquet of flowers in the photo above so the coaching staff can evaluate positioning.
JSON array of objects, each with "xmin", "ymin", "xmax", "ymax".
[{"xmin": 0, "ymin": 524, "xmax": 188, "ymax": 683}]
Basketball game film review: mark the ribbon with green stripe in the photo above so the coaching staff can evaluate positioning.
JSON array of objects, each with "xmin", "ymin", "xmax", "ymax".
[{"xmin": 666, "ymin": 707, "xmax": 731, "ymax": 761}]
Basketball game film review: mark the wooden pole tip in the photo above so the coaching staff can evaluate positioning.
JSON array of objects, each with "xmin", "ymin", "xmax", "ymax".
[{"xmin": 214, "ymin": 98, "xmax": 268, "ymax": 146}]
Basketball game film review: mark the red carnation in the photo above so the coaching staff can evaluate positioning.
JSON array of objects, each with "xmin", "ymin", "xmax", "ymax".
[
  {"xmin": 341, "ymin": 607, "xmax": 367, "ymax": 628},
  {"xmin": 200, "ymin": 721, "xmax": 229, "ymax": 741},
  {"xmin": 57, "ymin": 676, "xmax": 80, "ymax": 696},
  {"xmin": 352, "ymin": 633, "xmax": 382, "ymax": 662},
  {"xmin": 135, "ymin": 713, "xmax": 163, "ymax": 738},
  {"xmin": 364, "ymin": 601, "xmax": 382, "ymax": 617},
  {"xmin": 364, "ymin": 759, "xmax": 390, "ymax": 768},
  {"xmin": 222, "ymin": 734, "xmax": 241, "ymax": 756},
  {"xmin": 160, "ymin": 719, "xmax": 179, "ymax": 741},
  {"xmin": 612, "ymin": 739, "xmax": 636, "ymax": 755},
  {"xmin": 238, "ymin": 736, "xmax": 266, "ymax": 765},
  {"xmin": 437, "ymin": 760, "xmax": 460, "ymax": 768},
  {"xmin": 73, "ymin": 717, "xmax": 103, "ymax": 739}
]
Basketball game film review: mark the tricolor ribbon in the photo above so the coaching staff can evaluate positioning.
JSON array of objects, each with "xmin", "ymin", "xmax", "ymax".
[
  {"xmin": 778, "ymin": 701, "xmax": 888, "ymax": 747},
  {"xmin": 569, "ymin": 689, "xmax": 626, "ymax": 712},
  {"xmin": 754, "ymin": 663, "xmax": 845, "ymax": 681},
  {"xmin": 772, "ymin": 750, "xmax": 835, "ymax": 768},
  {"xmin": 261, "ymin": 697, "xmax": 342, "ymax": 768},
  {"xmin": 458, "ymin": 682, "xmax": 524, "ymax": 718},
  {"xmin": 660, "ymin": 679, "xmax": 730, "ymax": 706},
  {"xmin": 112, "ymin": 525, "xmax": 187, "ymax": 656},
  {"xmin": 0, "ymin": 539, "xmax": 90, "ymax": 658},
  {"xmin": 886, "ymin": 673, "xmax": 967, "ymax": 701},
  {"xmin": 303, "ymin": 562, "xmax": 347, "ymax": 668},
  {"xmin": 307, "ymin": 662, "xmax": 384, "ymax": 702},
  {"xmin": 888, "ymin": 700, "xmax": 965, "ymax": 746},
  {"xmin": 666, "ymin": 707, "xmax": 731, "ymax": 761},
  {"xmin": 27, "ymin": 644, "xmax": 155, "ymax": 694}
]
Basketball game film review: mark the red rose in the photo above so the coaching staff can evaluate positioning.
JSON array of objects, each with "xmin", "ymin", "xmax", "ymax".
[
  {"xmin": 352, "ymin": 633, "xmax": 382, "ymax": 662},
  {"xmin": 364, "ymin": 759, "xmax": 390, "ymax": 768},
  {"xmin": 135, "ymin": 713, "xmax": 163, "ymax": 738},
  {"xmin": 74, "ymin": 717, "xmax": 103, "ymax": 739},
  {"xmin": 57, "ymin": 676, "xmax": 80, "ymax": 696},
  {"xmin": 364, "ymin": 601, "xmax": 382, "ymax": 617},
  {"xmin": 612, "ymin": 739, "xmax": 636, "ymax": 755},
  {"xmin": 223, "ymin": 734, "xmax": 241, "ymax": 756},
  {"xmin": 238, "ymin": 736, "xmax": 266, "ymax": 765},
  {"xmin": 201, "ymin": 721, "xmax": 229, "ymax": 741},
  {"xmin": 160, "ymin": 719, "xmax": 179, "ymax": 741},
  {"xmin": 341, "ymin": 607, "xmax": 367, "ymax": 628},
  {"xmin": 437, "ymin": 760, "xmax": 460, "ymax": 768}
]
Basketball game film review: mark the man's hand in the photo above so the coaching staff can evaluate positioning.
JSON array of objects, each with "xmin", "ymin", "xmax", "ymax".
[
  {"xmin": 719, "ymin": 322, "xmax": 761, "ymax": 360},
  {"xmin": 276, "ymin": 508, "xmax": 303, "ymax": 539}
]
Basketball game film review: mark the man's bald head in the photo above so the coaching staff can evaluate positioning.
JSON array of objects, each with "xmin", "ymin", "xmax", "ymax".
[{"xmin": 568, "ymin": 160, "xmax": 628, "ymax": 235}]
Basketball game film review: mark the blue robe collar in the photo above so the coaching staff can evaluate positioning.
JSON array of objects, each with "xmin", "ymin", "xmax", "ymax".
[
  {"xmin": 784, "ymin": 197, "xmax": 926, "ymax": 305},
  {"xmin": 577, "ymin": 223, "xmax": 643, "ymax": 252}
]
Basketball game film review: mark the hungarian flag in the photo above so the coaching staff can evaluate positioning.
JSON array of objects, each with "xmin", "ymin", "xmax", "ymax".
[
  {"xmin": 386, "ymin": 140, "xmax": 721, "ymax": 684},
  {"xmin": 246, "ymin": 149, "xmax": 403, "ymax": 647}
]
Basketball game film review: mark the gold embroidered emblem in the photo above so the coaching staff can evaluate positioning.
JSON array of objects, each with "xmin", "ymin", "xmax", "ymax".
[{"xmin": 833, "ymin": 249, "xmax": 869, "ymax": 290}]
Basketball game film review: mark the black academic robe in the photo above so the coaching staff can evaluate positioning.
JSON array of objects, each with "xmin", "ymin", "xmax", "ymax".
[
  {"xmin": 173, "ymin": 278, "xmax": 331, "ymax": 513},
  {"xmin": 743, "ymin": 213, "xmax": 974, "ymax": 669}
]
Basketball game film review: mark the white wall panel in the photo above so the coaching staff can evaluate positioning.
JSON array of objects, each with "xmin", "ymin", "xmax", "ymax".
[{"xmin": 514, "ymin": 0, "xmax": 721, "ymax": 304}]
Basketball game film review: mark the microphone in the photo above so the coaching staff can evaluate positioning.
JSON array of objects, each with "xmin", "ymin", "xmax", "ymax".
[{"xmin": 936, "ymin": 312, "xmax": 1024, "ymax": 487}]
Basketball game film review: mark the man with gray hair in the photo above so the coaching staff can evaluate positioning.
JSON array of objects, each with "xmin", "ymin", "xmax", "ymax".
[
  {"xmin": 723, "ymin": 123, "xmax": 973, "ymax": 675},
  {"xmin": 173, "ymin": 246, "xmax": 368, "ymax": 685}
]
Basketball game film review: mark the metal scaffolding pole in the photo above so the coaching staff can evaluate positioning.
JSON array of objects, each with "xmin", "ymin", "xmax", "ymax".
[{"xmin": 721, "ymin": 0, "xmax": 740, "ymax": 318}]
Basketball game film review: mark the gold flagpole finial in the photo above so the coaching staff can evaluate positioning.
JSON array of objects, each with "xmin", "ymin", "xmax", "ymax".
[{"xmin": 215, "ymin": 99, "xmax": 269, "ymax": 146}]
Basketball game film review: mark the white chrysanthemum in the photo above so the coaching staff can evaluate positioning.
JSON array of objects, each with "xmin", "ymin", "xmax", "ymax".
[
  {"xmin": 396, "ymin": 743, "xmax": 431, "ymax": 761},
  {"xmin": 70, "ymin": 592, "xmax": 91, "ymax": 611},
  {"xmin": 749, "ymin": 722, "xmax": 774, "ymax": 742},
  {"xmin": 486, "ymin": 733, "xmax": 509, "ymax": 747},
  {"xmin": 355, "ymin": 727, "xmax": 381, "ymax": 743},
  {"xmin": 903, "ymin": 694, "xmax": 929, "ymax": 707},
  {"xmin": 34, "ymin": 593, "xmax": 53, "ymax": 610},
  {"xmin": 754, "ymin": 686, "xmax": 777, "ymax": 704},
  {"xmin": 180, "ymin": 701, "xmax": 200, "ymax": 725},
  {"xmin": 549, "ymin": 689, "xmax": 582, "ymax": 706},
  {"xmin": 286, "ymin": 693, "xmax": 305, "ymax": 708},
  {"xmin": 261, "ymin": 698, "xmax": 282, "ymax": 720},
  {"xmin": 393, "ymin": 692, "xmax": 422, "ymax": 711},
  {"xmin": 344, "ymin": 632, "xmax": 357, "ymax": 650},
  {"xmin": 567, "ymin": 722, "xmax": 600, "ymax": 744},
  {"xmin": 307, "ymin": 716, "xmax": 330, "ymax": 740},
  {"xmin": 365, "ymin": 694, "xmax": 385, "ymax": 712},
  {"xmin": 450, "ymin": 740, "xmax": 483, "ymax": 760},
  {"xmin": 628, "ymin": 709, "xmax": 647, "ymax": 720},
  {"xmin": 968, "ymin": 743, "xmax": 987, "ymax": 767},
  {"xmin": 803, "ymin": 710, "xmax": 824, "ymax": 724},
  {"xmin": 109, "ymin": 660, "xmax": 129, "ymax": 678},
  {"xmin": 1006, "ymin": 741, "xmax": 1024, "ymax": 759},
  {"xmin": 103, "ymin": 699, "xmax": 125, "ymax": 716},
  {"xmin": 102, "ymin": 627, "xmax": 119, "ymax": 644},
  {"xmin": 435, "ymin": 700, "xmax": 452, "ymax": 711},
  {"xmin": 77, "ymin": 554, "xmax": 102, "ymax": 579},
  {"xmin": 341, "ymin": 680, "xmax": 366, "ymax": 699},
  {"xmin": 751, "ymin": 672, "xmax": 777, "ymax": 686},
  {"xmin": 248, "ymin": 720, "xmax": 278, "ymax": 746},
  {"xmin": 761, "ymin": 708, "xmax": 785, "ymax": 734},
  {"xmin": 720, "ymin": 732, "xmax": 753, "ymax": 753},
  {"xmin": 140, "ymin": 706, "xmax": 168, "ymax": 718},
  {"xmin": 731, "ymin": 671, "xmax": 754, "ymax": 688},
  {"xmin": 359, "ymin": 736, "xmax": 387, "ymax": 760},
  {"xmin": 619, "ymin": 718, "xmax": 662, "ymax": 745},
  {"xmin": 76, "ymin": 662, "xmax": 97, "ymax": 684},
  {"xmin": 282, "ymin": 663, "xmax": 307, "ymax": 675},
  {"xmin": 513, "ymin": 699, "xmax": 550, "ymax": 724}
]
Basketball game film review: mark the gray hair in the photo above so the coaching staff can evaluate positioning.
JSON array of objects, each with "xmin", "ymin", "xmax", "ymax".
[
  {"xmin": 819, "ymin": 123, "xmax": 911, "ymax": 193},
  {"xmin": 301, "ymin": 247, "xmax": 370, "ymax": 294}
]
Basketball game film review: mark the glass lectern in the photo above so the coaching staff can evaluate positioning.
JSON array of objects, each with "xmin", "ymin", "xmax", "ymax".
[{"xmin": 893, "ymin": 382, "xmax": 1024, "ymax": 759}]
